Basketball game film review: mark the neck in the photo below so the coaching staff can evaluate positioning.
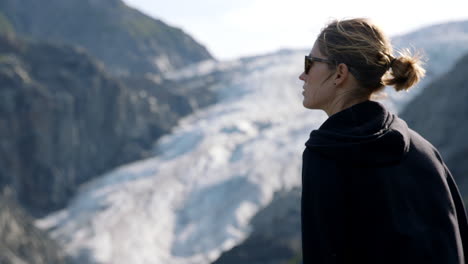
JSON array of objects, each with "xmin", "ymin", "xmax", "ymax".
[{"xmin": 324, "ymin": 95, "xmax": 370, "ymax": 117}]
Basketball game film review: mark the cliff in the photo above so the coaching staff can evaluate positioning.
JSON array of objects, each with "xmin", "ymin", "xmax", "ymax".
[
  {"xmin": 0, "ymin": 189, "xmax": 71, "ymax": 264},
  {"xmin": 0, "ymin": 33, "xmax": 217, "ymax": 215}
]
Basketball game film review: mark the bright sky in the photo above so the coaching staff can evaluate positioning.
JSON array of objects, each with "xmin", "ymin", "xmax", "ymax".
[{"xmin": 123, "ymin": 0, "xmax": 468, "ymax": 60}]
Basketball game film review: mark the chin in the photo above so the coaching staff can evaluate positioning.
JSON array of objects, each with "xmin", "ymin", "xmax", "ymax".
[
  {"xmin": 303, "ymin": 100, "xmax": 316, "ymax": 109},
  {"xmin": 303, "ymin": 101, "xmax": 326, "ymax": 112}
]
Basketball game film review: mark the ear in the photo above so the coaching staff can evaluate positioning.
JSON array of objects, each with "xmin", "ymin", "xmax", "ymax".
[{"xmin": 333, "ymin": 63, "xmax": 349, "ymax": 86}]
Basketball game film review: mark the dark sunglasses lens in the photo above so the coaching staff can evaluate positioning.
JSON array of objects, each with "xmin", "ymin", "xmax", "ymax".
[{"xmin": 305, "ymin": 57, "xmax": 311, "ymax": 74}]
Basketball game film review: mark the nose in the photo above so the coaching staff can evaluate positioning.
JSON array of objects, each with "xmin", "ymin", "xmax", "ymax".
[{"xmin": 299, "ymin": 72, "xmax": 306, "ymax": 81}]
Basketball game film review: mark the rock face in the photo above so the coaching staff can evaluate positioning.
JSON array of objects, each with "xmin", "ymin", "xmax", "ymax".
[
  {"xmin": 0, "ymin": 0, "xmax": 213, "ymax": 75},
  {"xmin": 0, "ymin": 33, "xmax": 132, "ymax": 215},
  {"xmin": 0, "ymin": 33, "xmax": 217, "ymax": 216},
  {"xmin": 400, "ymin": 52, "xmax": 468, "ymax": 200},
  {"xmin": 213, "ymin": 188, "xmax": 302, "ymax": 264},
  {"xmin": 0, "ymin": 189, "xmax": 70, "ymax": 264}
]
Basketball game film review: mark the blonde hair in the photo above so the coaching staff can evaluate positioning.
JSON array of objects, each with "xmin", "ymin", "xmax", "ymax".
[{"xmin": 317, "ymin": 18, "xmax": 425, "ymax": 93}]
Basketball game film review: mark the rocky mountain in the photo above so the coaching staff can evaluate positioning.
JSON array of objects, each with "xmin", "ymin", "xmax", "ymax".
[
  {"xmin": 401, "ymin": 52, "xmax": 468, "ymax": 201},
  {"xmin": 0, "ymin": 31, "xmax": 219, "ymax": 216},
  {"xmin": 0, "ymin": 0, "xmax": 213, "ymax": 75},
  {"xmin": 0, "ymin": 188, "xmax": 70, "ymax": 264},
  {"xmin": 0, "ymin": 32, "xmax": 134, "ymax": 215},
  {"xmin": 0, "ymin": 6, "xmax": 219, "ymax": 262}
]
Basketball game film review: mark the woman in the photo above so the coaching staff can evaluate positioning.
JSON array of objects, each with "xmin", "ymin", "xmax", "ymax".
[{"xmin": 299, "ymin": 18, "xmax": 468, "ymax": 264}]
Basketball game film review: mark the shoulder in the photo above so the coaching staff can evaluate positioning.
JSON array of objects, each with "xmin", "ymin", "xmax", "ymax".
[
  {"xmin": 302, "ymin": 146, "xmax": 332, "ymax": 164},
  {"xmin": 302, "ymin": 146, "xmax": 345, "ymax": 178},
  {"xmin": 407, "ymin": 128, "xmax": 445, "ymax": 163}
]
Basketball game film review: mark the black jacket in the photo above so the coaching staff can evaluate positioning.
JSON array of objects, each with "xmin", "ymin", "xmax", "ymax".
[{"xmin": 301, "ymin": 100, "xmax": 468, "ymax": 264}]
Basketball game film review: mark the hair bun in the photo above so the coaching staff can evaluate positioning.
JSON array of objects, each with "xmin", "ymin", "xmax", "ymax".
[{"xmin": 383, "ymin": 50, "xmax": 426, "ymax": 92}]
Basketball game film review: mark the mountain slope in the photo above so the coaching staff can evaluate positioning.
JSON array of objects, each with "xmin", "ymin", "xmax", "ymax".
[
  {"xmin": 0, "ymin": 189, "xmax": 70, "ymax": 264},
  {"xmin": 0, "ymin": 18, "xmax": 72, "ymax": 264},
  {"xmin": 0, "ymin": 0, "xmax": 213, "ymax": 75},
  {"xmin": 0, "ymin": 32, "xmax": 218, "ymax": 215},
  {"xmin": 0, "ymin": 33, "xmax": 133, "ymax": 214}
]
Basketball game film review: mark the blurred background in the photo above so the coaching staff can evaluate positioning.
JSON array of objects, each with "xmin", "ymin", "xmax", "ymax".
[{"xmin": 0, "ymin": 0, "xmax": 467, "ymax": 263}]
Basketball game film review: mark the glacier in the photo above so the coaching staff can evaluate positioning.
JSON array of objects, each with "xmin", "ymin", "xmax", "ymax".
[{"xmin": 35, "ymin": 43, "xmax": 452, "ymax": 263}]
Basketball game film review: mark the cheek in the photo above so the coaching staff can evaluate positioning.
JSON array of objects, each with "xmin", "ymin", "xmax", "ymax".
[
  {"xmin": 304, "ymin": 79, "xmax": 331, "ymax": 105},
  {"xmin": 305, "ymin": 84, "xmax": 315, "ymax": 98},
  {"xmin": 305, "ymin": 80, "xmax": 318, "ymax": 96},
  {"xmin": 303, "ymin": 83, "xmax": 317, "ymax": 106}
]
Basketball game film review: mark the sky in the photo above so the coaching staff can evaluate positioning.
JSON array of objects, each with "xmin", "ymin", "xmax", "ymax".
[{"xmin": 123, "ymin": 0, "xmax": 468, "ymax": 60}]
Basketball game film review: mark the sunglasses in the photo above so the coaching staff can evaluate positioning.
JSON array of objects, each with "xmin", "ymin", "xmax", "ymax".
[{"xmin": 304, "ymin": 55, "xmax": 334, "ymax": 74}]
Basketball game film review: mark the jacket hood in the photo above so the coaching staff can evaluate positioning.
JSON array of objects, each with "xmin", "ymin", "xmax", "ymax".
[{"xmin": 305, "ymin": 100, "xmax": 410, "ymax": 166}]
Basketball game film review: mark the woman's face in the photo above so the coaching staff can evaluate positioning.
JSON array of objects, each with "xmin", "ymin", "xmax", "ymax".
[{"xmin": 299, "ymin": 41, "xmax": 336, "ymax": 110}]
